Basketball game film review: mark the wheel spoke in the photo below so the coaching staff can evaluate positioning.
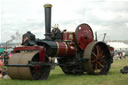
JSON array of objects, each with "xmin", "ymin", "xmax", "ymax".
[
  {"xmin": 101, "ymin": 58, "xmax": 107, "ymax": 64},
  {"xmin": 97, "ymin": 61, "xmax": 104, "ymax": 69},
  {"xmin": 98, "ymin": 46, "xmax": 102, "ymax": 52},
  {"xmin": 96, "ymin": 46, "xmax": 99, "ymax": 55},
  {"xmin": 91, "ymin": 59, "xmax": 96, "ymax": 63},
  {"xmin": 92, "ymin": 52, "xmax": 97, "ymax": 57},
  {"xmin": 94, "ymin": 63, "xmax": 100, "ymax": 73},
  {"xmin": 99, "ymin": 50, "xmax": 103, "ymax": 56},
  {"xmin": 97, "ymin": 45, "xmax": 101, "ymax": 54}
]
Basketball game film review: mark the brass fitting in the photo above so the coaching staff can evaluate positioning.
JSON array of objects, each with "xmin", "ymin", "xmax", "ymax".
[{"xmin": 44, "ymin": 4, "xmax": 52, "ymax": 8}]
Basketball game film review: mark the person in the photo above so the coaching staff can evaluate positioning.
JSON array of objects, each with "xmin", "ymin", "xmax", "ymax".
[
  {"xmin": 22, "ymin": 31, "xmax": 36, "ymax": 46},
  {"xmin": 0, "ymin": 67, "xmax": 8, "ymax": 79},
  {"xmin": 0, "ymin": 60, "xmax": 4, "ymax": 67},
  {"xmin": 119, "ymin": 52, "xmax": 123, "ymax": 59},
  {"xmin": 51, "ymin": 24, "xmax": 62, "ymax": 41}
]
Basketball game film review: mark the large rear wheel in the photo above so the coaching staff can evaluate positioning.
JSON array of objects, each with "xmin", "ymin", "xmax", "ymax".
[{"xmin": 83, "ymin": 41, "xmax": 112, "ymax": 75}]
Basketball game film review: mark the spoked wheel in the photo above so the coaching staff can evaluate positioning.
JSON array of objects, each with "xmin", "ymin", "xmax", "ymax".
[
  {"xmin": 83, "ymin": 41, "xmax": 112, "ymax": 75},
  {"xmin": 8, "ymin": 51, "xmax": 51, "ymax": 80}
]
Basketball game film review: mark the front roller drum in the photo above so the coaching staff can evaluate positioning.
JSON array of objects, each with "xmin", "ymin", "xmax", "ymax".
[
  {"xmin": 8, "ymin": 51, "xmax": 51, "ymax": 80},
  {"xmin": 83, "ymin": 41, "xmax": 112, "ymax": 75}
]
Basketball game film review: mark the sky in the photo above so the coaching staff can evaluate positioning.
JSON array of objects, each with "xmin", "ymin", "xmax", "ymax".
[{"xmin": 0, "ymin": 0, "xmax": 128, "ymax": 43}]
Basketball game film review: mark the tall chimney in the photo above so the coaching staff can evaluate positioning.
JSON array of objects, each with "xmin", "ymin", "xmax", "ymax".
[{"xmin": 44, "ymin": 4, "xmax": 52, "ymax": 40}]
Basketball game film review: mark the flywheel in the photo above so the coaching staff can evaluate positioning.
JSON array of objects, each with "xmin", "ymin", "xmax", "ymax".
[
  {"xmin": 83, "ymin": 41, "xmax": 112, "ymax": 75},
  {"xmin": 75, "ymin": 23, "xmax": 94, "ymax": 51},
  {"xmin": 8, "ymin": 51, "xmax": 51, "ymax": 80}
]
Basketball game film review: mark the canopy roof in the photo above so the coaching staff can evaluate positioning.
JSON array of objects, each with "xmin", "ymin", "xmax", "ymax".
[{"xmin": 107, "ymin": 42, "xmax": 128, "ymax": 49}]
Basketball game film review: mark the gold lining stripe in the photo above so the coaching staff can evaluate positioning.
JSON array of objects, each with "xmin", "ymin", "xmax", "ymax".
[
  {"xmin": 64, "ymin": 42, "xmax": 68, "ymax": 56},
  {"xmin": 56, "ymin": 42, "xmax": 59, "ymax": 56},
  {"xmin": 44, "ymin": 4, "xmax": 52, "ymax": 8},
  {"xmin": 63, "ymin": 40, "xmax": 73, "ymax": 41}
]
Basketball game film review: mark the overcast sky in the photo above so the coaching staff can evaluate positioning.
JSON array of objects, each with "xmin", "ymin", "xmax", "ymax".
[{"xmin": 0, "ymin": 0, "xmax": 128, "ymax": 43}]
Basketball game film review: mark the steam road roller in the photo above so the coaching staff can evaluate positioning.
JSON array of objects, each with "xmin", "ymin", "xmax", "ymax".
[{"xmin": 6, "ymin": 4, "xmax": 113, "ymax": 80}]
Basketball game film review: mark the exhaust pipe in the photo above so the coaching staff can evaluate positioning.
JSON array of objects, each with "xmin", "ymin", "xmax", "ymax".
[{"xmin": 44, "ymin": 4, "xmax": 52, "ymax": 40}]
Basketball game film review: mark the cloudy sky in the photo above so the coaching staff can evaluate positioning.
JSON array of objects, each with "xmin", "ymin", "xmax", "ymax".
[{"xmin": 0, "ymin": 0, "xmax": 128, "ymax": 43}]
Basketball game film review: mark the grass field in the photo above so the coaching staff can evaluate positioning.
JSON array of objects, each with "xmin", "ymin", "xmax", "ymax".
[{"xmin": 1, "ymin": 57, "xmax": 128, "ymax": 85}]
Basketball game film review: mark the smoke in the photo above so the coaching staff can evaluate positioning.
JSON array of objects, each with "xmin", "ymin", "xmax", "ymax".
[
  {"xmin": 15, "ymin": 31, "xmax": 21, "ymax": 43},
  {"xmin": 16, "ymin": 31, "xmax": 20, "ymax": 38},
  {"xmin": 6, "ymin": 35, "xmax": 16, "ymax": 44},
  {"xmin": 6, "ymin": 31, "xmax": 21, "ymax": 44}
]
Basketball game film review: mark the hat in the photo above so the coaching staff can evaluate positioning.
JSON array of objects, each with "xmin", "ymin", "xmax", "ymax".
[{"xmin": 52, "ymin": 24, "xmax": 59, "ymax": 29}]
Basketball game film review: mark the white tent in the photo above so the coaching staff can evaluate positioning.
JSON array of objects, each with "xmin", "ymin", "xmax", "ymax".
[{"xmin": 107, "ymin": 42, "xmax": 128, "ymax": 51}]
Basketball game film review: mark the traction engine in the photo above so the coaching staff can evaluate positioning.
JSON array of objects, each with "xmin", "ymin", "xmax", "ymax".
[{"xmin": 6, "ymin": 4, "xmax": 113, "ymax": 80}]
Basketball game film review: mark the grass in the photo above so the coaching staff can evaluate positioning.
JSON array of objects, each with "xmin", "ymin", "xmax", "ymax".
[{"xmin": 1, "ymin": 57, "xmax": 128, "ymax": 85}]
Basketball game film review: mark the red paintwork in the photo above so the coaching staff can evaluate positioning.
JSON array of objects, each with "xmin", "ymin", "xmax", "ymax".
[
  {"xmin": 14, "ymin": 46, "xmax": 45, "ymax": 62},
  {"xmin": 56, "ymin": 42, "xmax": 67, "ymax": 56},
  {"xmin": 66, "ymin": 42, "xmax": 77, "ymax": 56},
  {"xmin": 62, "ymin": 32, "xmax": 75, "ymax": 41},
  {"xmin": 56, "ymin": 42, "xmax": 77, "ymax": 57},
  {"xmin": 75, "ymin": 24, "xmax": 93, "ymax": 50}
]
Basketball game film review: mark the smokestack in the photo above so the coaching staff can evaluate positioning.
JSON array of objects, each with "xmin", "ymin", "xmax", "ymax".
[{"xmin": 44, "ymin": 4, "xmax": 52, "ymax": 40}]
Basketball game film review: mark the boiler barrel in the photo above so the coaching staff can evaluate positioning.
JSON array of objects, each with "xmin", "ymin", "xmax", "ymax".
[
  {"xmin": 56, "ymin": 42, "xmax": 77, "ymax": 57},
  {"xmin": 41, "ymin": 41, "xmax": 77, "ymax": 57}
]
